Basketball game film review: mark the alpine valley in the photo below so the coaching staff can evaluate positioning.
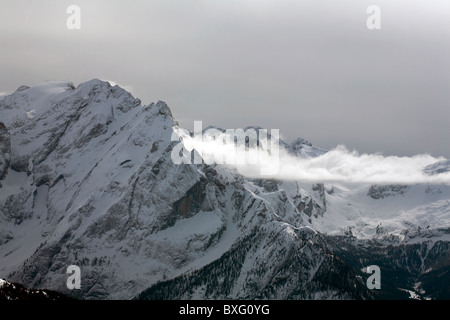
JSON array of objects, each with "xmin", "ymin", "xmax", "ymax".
[{"xmin": 1, "ymin": 79, "xmax": 449, "ymax": 300}]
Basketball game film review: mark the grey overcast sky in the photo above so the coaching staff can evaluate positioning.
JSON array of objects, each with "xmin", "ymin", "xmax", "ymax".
[{"xmin": 1, "ymin": 0, "xmax": 449, "ymax": 157}]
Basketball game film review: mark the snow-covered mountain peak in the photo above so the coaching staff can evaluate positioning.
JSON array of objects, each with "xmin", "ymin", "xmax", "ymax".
[
  {"xmin": 14, "ymin": 85, "xmax": 30, "ymax": 93},
  {"xmin": 1, "ymin": 81, "xmax": 74, "ymax": 124},
  {"xmin": 153, "ymin": 100, "xmax": 173, "ymax": 118},
  {"xmin": 288, "ymin": 137, "xmax": 327, "ymax": 158},
  {"xmin": 290, "ymin": 137, "xmax": 312, "ymax": 148}
]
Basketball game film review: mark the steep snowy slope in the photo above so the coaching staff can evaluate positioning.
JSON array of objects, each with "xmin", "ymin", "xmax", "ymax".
[{"xmin": 0, "ymin": 79, "xmax": 449, "ymax": 300}]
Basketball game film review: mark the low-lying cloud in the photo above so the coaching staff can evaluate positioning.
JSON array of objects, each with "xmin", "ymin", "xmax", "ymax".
[
  {"xmin": 267, "ymin": 146, "xmax": 450, "ymax": 184},
  {"xmin": 173, "ymin": 128, "xmax": 450, "ymax": 185}
]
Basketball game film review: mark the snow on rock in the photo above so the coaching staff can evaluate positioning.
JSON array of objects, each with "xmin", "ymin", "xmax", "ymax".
[
  {"xmin": 425, "ymin": 159, "xmax": 450, "ymax": 175},
  {"xmin": 0, "ymin": 79, "xmax": 449, "ymax": 300}
]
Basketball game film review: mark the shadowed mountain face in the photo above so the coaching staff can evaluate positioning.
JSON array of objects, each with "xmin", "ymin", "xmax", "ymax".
[
  {"xmin": 0, "ymin": 79, "xmax": 449, "ymax": 300},
  {"xmin": 0, "ymin": 122, "xmax": 10, "ymax": 183},
  {"xmin": 0, "ymin": 278, "xmax": 72, "ymax": 301}
]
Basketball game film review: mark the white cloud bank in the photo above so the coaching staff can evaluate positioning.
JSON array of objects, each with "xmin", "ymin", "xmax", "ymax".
[
  {"xmin": 174, "ymin": 130, "xmax": 450, "ymax": 185},
  {"xmin": 265, "ymin": 146, "xmax": 450, "ymax": 184}
]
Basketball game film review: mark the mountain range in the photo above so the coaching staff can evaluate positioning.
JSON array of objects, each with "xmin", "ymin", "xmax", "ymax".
[{"xmin": 1, "ymin": 79, "xmax": 449, "ymax": 300}]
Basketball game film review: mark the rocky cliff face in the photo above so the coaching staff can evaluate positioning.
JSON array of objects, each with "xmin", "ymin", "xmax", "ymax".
[
  {"xmin": 0, "ymin": 79, "xmax": 449, "ymax": 300},
  {"xmin": 0, "ymin": 122, "xmax": 10, "ymax": 183}
]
